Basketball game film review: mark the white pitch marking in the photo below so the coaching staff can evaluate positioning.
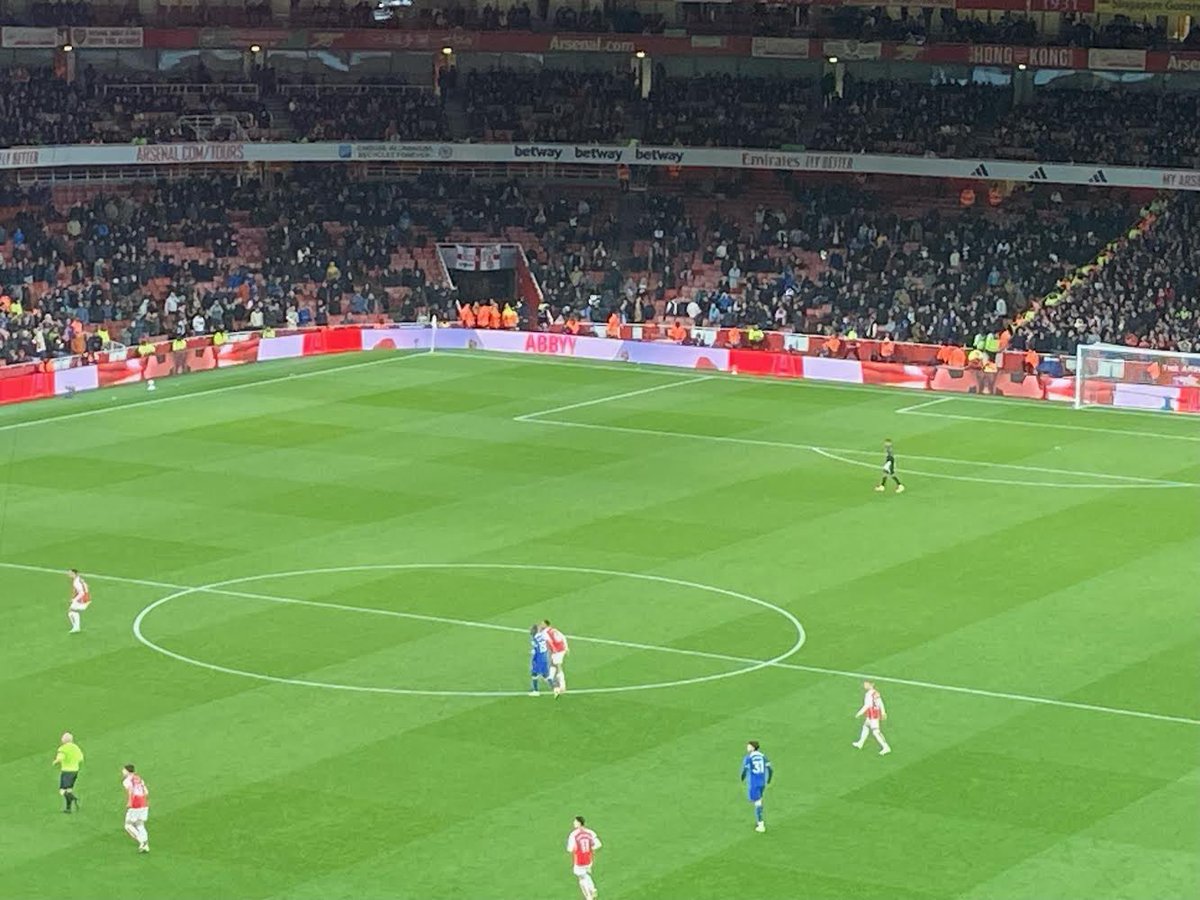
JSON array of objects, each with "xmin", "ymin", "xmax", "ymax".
[
  {"xmin": 1, "ymin": 561, "xmax": 1196, "ymax": 726},
  {"xmin": 897, "ymin": 406, "xmax": 1200, "ymax": 443},
  {"xmin": 434, "ymin": 348, "xmax": 1200, "ymax": 441},
  {"xmin": 513, "ymin": 374, "xmax": 714, "ymax": 422},
  {"xmin": 808, "ymin": 447, "xmax": 1190, "ymax": 489},
  {"xmin": 128, "ymin": 563, "xmax": 805, "ymax": 697},
  {"xmin": 894, "ymin": 396, "xmax": 955, "ymax": 414},
  {"xmin": 517, "ymin": 417, "xmax": 1195, "ymax": 489},
  {"xmin": 0, "ymin": 349, "xmax": 432, "ymax": 435}
]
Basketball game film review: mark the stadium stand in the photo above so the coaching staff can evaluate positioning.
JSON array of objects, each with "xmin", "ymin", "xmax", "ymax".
[
  {"xmin": 7, "ymin": 168, "xmax": 1194, "ymax": 368},
  {"xmin": 0, "ymin": 2, "xmax": 1197, "ymax": 371}
]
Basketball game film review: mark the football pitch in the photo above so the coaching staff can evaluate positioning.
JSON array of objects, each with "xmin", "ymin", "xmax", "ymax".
[{"xmin": 1, "ymin": 347, "xmax": 1197, "ymax": 900}]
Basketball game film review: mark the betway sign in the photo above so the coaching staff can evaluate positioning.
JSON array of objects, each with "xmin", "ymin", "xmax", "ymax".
[
  {"xmin": 0, "ymin": 141, "xmax": 1195, "ymax": 192},
  {"xmin": 512, "ymin": 145, "xmax": 686, "ymax": 164}
]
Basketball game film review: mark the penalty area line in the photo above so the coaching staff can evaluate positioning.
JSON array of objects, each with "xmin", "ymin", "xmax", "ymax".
[{"xmin": 0, "ymin": 561, "xmax": 1196, "ymax": 727}]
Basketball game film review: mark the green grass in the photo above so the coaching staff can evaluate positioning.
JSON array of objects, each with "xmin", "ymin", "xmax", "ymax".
[{"xmin": 1, "ymin": 348, "xmax": 1197, "ymax": 899}]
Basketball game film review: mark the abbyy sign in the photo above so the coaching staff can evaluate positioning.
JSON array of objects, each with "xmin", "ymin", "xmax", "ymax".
[{"xmin": 524, "ymin": 333, "xmax": 578, "ymax": 355}]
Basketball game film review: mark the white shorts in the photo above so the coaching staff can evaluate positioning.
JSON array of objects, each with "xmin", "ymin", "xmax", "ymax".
[
  {"xmin": 572, "ymin": 864, "xmax": 592, "ymax": 877},
  {"xmin": 124, "ymin": 807, "xmax": 148, "ymax": 826},
  {"xmin": 69, "ymin": 602, "xmax": 89, "ymax": 613},
  {"xmin": 551, "ymin": 651, "xmax": 566, "ymax": 666},
  {"xmin": 865, "ymin": 718, "xmax": 882, "ymax": 732}
]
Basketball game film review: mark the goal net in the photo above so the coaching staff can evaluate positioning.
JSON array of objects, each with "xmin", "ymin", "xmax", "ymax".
[{"xmin": 1074, "ymin": 343, "xmax": 1200, "ymax": 414}]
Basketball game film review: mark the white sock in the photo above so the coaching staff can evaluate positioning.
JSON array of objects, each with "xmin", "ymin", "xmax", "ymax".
[
  {"xmin": 874, "ymin": 730, "xmax": 889, "ymax": 750},
  {"xmin": 581, "ymin": 874, "xmax": 596, "ymax": 898},
  {"xmin": 857, "ymin": 724, "xmax": 869, "ymax": 743},
  {"xmin": 138, "ymin": 824, "xmax": 149, "ymax": 844},
  {"xmin": 558, "ymin": 671, "xmax": 567, "ymax": 691},
  {"xmin": 125, "ymin": 824, "xmax": 140, "ymax": 843},
  {"xmin": 68, "ymin": 611, "xmax": 80, "ymax": 630}
]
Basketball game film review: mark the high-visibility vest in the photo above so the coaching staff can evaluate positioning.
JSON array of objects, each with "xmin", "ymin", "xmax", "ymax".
[{"xmin": 172, "ymin": 338, "xmax": 187, "ymax": 351}]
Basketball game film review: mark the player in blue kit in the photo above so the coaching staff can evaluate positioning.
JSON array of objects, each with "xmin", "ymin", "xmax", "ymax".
[
  {"xmin": 529, "ymin": 624, "xmax": 555, "ymax": 696},
  {"xmin": 740, "ymin": 740, "xmax": 774, "ymax": 832}
]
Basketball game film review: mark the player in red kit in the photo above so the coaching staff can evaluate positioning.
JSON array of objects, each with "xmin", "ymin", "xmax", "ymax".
[
  {"xmin": 566, "ymin": 816, "xmax": 601, "ymax": 899},
  {"xmin": 566, "ymin": 816, "xmax": 602, "ymax": 900},
  {"xmin": 543, "ymin": 619, "xmax": 569, "ymax": 696},
  {"xmin": 67, "ymin": 569, "xmax": 90, "ymax": 634},
  {"xmin": 121, "ymin": 764, "xmax": 150, "ymax": 853},
  {"xmin": 853, "ymin": 680, "xmax": 892, "ymax": 755}
]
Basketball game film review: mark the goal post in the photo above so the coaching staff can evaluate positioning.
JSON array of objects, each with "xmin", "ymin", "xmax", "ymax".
[{"xmin": 1074, "ymin": 342, "xmax": 1200, "ymax": 414}]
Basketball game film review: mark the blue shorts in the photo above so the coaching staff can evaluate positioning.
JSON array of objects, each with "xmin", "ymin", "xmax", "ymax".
[
  {"xmin": 531, "ymin": 657, "xmax": 550, "ymax": 678},
  {"xmin": 747, "ymin": 783, "xmax": 765, "ymax": 802}
]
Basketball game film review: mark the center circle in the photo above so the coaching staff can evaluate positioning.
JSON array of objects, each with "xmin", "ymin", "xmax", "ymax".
[{"xmin": 132, "ymin": 563, "xmax": 806, "ymax": 697}]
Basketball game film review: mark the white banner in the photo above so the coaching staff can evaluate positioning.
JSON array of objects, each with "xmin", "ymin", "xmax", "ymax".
[
  {"xmin": 0, "ymin": 140, "xmax": 1194, "ymax": 192},
  {"xmin": 1087, "ymin": 48, "xmax": 1147, "ymax": 72},
  {"xmin": 822, "ymin": 40, "xmax": 883, "ymax": 62},
  {"xmin": 479, "ymin": 245, "xmax": 502, "ymax": 271},
  {"xmin": 1, "ymin": 26, "xmax": 64, "ymax": 48},
  {"xmin": 69, "ymin": 27, "xmax": 144, "ymax": 49},
  {"xmin": 751, "ymin": 37, "xmax": 811, "ymax": 60}
]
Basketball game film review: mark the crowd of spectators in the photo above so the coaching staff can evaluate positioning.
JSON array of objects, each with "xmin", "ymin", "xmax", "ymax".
[
  {"xmin": 1017, "ymin": 197, "xmax": 1198, "ymax": 354},
  {"xmin": 0, "ymin": 165, "xmax": 1196, "ymax": 366},
  {"xmin": 811, "ymin": 80, "xmax": 1200, "ymax": 167},
  {"xmin": 0, "ymin": 61, "xmax": 1196, "ymax": 171},
  {"xmin": 643, "ymin": 75, "xmax": 817, "ymax": 149},
  {"xmin": 10, "ymin": 0, "xmax": 1197, "ymax": 50},
  {"xmin": 0, "ymin": 170, "xmax": 621, "ymax": 361},
  {"xmin": 610, "ymin": 181, "xmax": 1138, "ymax": 354},
  {"xmin": 284, "ymin": 81, "xmax": 449, "ymax": 142},
  {"xmin": 462, "ymin": 69, "xmax": 638, "ymax": 143},
  {"xmin": 0, "ymin": 66, "xmax": 273, "ymax": 147}
]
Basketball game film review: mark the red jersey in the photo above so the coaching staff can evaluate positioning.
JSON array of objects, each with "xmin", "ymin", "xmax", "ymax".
[
  {"xmin": 567, "ymin": 827, "xmax": 600, "ymax": 866},
  {"xmin": 71, "ymin": 575, "xmax": 90, "ymax": 606},
  {"xmin": 861, "ymin": 689, "xmax": 885, "ymax": 721},
  {"xmin": 123, "ymin": 774, "xmax": 149, "ymax": 809},
  {"xmin": 545, "ymin": 627, "xmax": 568, "ymax": 654}
]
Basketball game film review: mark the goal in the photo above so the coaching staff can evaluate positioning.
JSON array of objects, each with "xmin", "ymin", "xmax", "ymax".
[{"xmin": 1074, "ymin": 343, "xmax": 1200, "ymax": 414}]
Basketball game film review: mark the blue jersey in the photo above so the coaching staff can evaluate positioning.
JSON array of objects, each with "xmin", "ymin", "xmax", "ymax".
[
  {"xmin": 741, "ymin": 750, "xmax": 773, "ymax": 801},
  {"xmin": 530, "ymin": 630, "xmax": 551, "ymax": 677}
]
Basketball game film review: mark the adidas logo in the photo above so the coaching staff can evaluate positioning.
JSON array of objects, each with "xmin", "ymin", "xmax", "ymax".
[
  {"xmin": 1087, "ymin": 169, "xmax": 1108, "ymax": 184},
  {"xmin": 1028, "ymin": 167, "xmax": 1048, "ymax": 181},
  {"xmin": 970, "ymin": 164, "xmax": 989, "ymax": 178}
]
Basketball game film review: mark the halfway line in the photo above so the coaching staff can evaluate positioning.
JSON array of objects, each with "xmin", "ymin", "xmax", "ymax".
[{"xmin": 1, "ymin": 561, "xmax": 1195, "ymax": 727}]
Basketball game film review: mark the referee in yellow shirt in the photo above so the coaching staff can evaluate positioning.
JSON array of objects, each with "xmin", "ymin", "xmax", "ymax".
[{"xmin": 53, "ymin": 732, "xmax": 84, "ymax": 813}]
